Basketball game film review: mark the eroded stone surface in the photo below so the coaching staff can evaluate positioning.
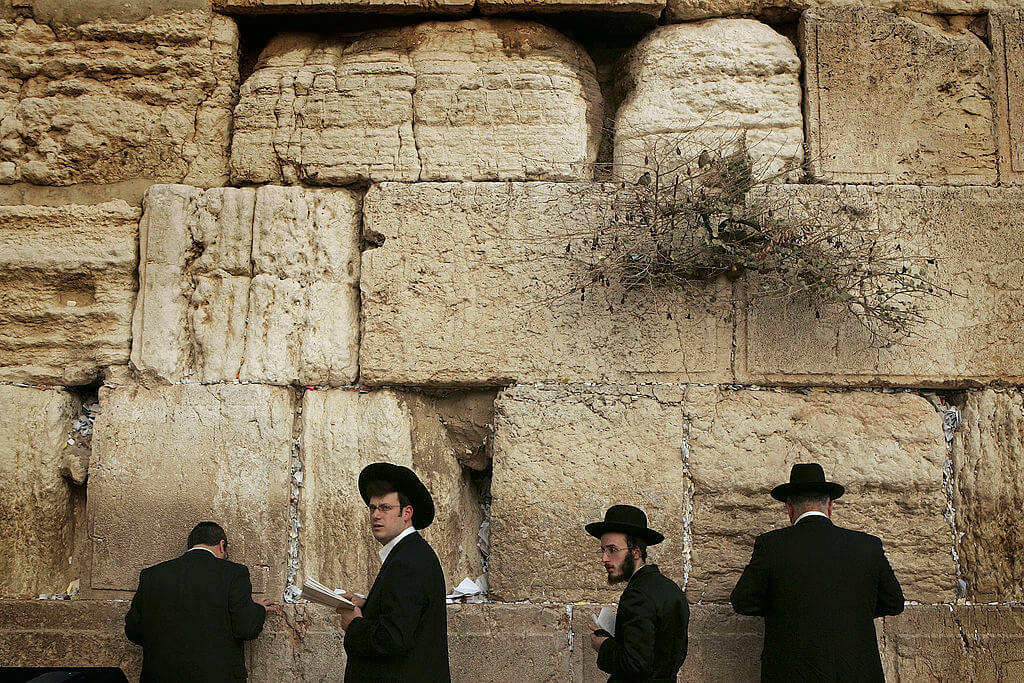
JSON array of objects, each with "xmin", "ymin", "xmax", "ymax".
[
  {"xmin": 0, "ymin": 386, "xmax": 83, "ymax": 597},
  {"xmin": 131, "ymin": 184, "xmax": 360, "ymax": 386},
  {"xmin": 993, "ymin": 10, "xmax": 1024, "ymax": 184},
  {"xmin": 0, "ymin": 12, "xmax": 238, "ymax": 186},
  {"xmin": 361, "ymin": 182, "xmax": 734, "ymax": 385},
  {"xmin": 230, "ymin": 20, "xmax": 601, "ymax": 184},
  {"xmin": 738, "ymin": 185, "xmax": 1024, "ymax": 387},
  {"xmin": 489, "ymin": 384, "xmax": 687, "ymax": 603},
  {"xmin": 666, "ymin": 0, "xmax": 1024, "ymax": 21},
  {"xmin": 614, "ymin": 20, "xmax": 802, "ymax": 184},
  {"xmin": 480, "ymin": 0, "xmax": 663, "ymax": 17},
  {"xmin": 685, "ymin": 385, "xmax": 951, "ymax": 603},
  {"xmin": 449, "ymin": 604, "xmax": 571, "ymax": 682},
  {"xmin": 803, "ymin": 8, "xmax": 995, "ymax": 184},
  {"xmin": 299, "ymin": 389, "xmax": 485, "ymax": 597},
  {"xmin": 88, "ymin": 383, "xmax": 294, "ymax": 595},
  {"xmin": 953, "ymin": 389, "xmax": 1024, "ymax": 602},
  {"xmin": 0, "ymin": 201, "xmax": 138, "ymax": 385}
]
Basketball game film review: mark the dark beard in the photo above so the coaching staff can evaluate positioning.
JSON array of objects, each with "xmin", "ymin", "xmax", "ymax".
[{"xmin": 607, "ymin": 552, "xmax": 636, "ymax": 585}]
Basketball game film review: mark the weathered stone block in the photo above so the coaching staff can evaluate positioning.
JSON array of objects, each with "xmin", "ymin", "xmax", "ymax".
[
  {"xmin": 992, "ymin": 10, "xmax": 1024, "ymax": 184},
  {"xmin": 215, "ymin": 0, "xmax": 473, "ymax": 12},
  {"xmin": 666, "ymin": 0, "xmax": 1024, "ymax": 22},
  {"xmin": 479, "ymin": 0, "xmax": 664, "ymax": 18},
  {"xmin": 882, "ymin": 605, "xmax": 1024, "ymax": 681},
  {"xmin": 31, "ymin": 0, "xmax": 210, "ymax": 25},
  {"xmin": 230, "ymin": 19, "xmax": 601, "ymax": 184},
  {"xmin": 300, "ymin": 389, "xmax": 485, "ymax": 597},
  {"xmin": 361, "ymin": 182, "xmax": 734, "ymax": 385},
  {"xmin": 802, "ymin": 8, "xmax": 996, "ymax": 184},
  {"xmin": 88, "ymin": 383, "xmax": 295, "ymax": 595},
  {"xmin": 0, "ymin": 201, "xmax": 138, "ymax": 385},
  {"xmin": 0, "ymin": 386, "xmax": 83, "ymax": 597},
  {"xmin": 685, "ymin": 385, "xmax": 951, "ymax": 603},
  {"xmin": 248, "ymin": 605, "xmax": 347, "ymax": 682},
  {"xmin": 131, "ymin": 184, "xmax": 360, "ymax": 386},
  {"xmin": 489, "ymin": 384, "xmax": 687, "ymax": 603},
  {"xmin": 952, "ymin": 389, "xmax": 1024, "ymax": 602},
  {"xmin": 614, "ymin": 20, "xmax": 802, "ymax": 184},
  {"xmin": 449, "ymin": 604, "xmax": 571, "ymax": 682},
  {"xmin": 0, "ymin": 12, "xmax": 238, "ymax": 186},
  {"xmin": 737, "ymin": 185, "xmax": 1024, "ymax": 387}
]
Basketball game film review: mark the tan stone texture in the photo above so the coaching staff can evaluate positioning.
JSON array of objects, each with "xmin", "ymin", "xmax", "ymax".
[
  {"xmin": 216, "ymin": 0, "xmax": 473, "ymax": 11},
  {"xmin": 0, "ymin": 11, "xmax": 238, "ymax": 187},
  {"xmin": 992, "ymin": 10, "xmax": 1024, "ymax": 184},
  {"xmin": 952, "ymin": 389, "xmax": 1024, "ymax": 602},
  {"xmin": 738, "ymin": 185, "xmax": 1024, "ymax": 387},
  {"xmin": 0, "ymin": 386, "xmax": 83, "ymax": 597},
  {"xmin": 31, "ymin": 0, "xmax": 211, "ymax": 25},
  {"xmin": 802, "ymin": 8, "xmax": 996, "ymax": 185},
  {"xmin": 88, "ymin": 383, "xmax": 295, "ymax": 595},
  {"xmin": 131, "ymin": 184, "xmax": 360, "ymax": 386},
  {"xmin": 666, "ymin": 0, "xmax": 1024, "ymax": 22},
  {"xmin": 685, "ymin": 385, "xmax": 951, "ymax": 603},
  {"xmin": 360, "ymin": 182, "xmax": 734, "ymax": 386},
  {"xmin": 230, "ymin": 20, "xmax": 601, "ymax": 185},
  {"xmin": 882, "ymin": 605, "xmax": 1024, "ymax": 681},
  {"xmin": 614, "ymin": 20, "xmax": 802, "ymax": 184},
  {"xmin": 489, "ymin": 384, "xmax": 687, "ymax": 603},
  {"xmin": 479, "ymin": 0, "xmax": 664, "ymax": 17},
  {"xmin": 0, "ymin": 201, "xmax": 138, "ymax": 385},
  {"xmin": 300, "ymin": 389, "xmax": 485, "ymax": 597}
]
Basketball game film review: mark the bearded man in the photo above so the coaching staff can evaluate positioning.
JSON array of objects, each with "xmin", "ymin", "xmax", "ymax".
[{"xmin": 584, "ymin": 505, "xmax": 689, "ymax": 682}]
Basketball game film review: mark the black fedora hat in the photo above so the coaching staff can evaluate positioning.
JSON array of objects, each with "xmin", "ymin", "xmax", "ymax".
[
  {"xmin": 358, "ymin": 462, "xmax": 435, "ymax": 529},
  {"xmin": 770, "ymin": 463, "xmax": 845, "ymax": 502},
  {"xmin": 585, "ymin": 505, "xmax": 664, "ymax": 545}
]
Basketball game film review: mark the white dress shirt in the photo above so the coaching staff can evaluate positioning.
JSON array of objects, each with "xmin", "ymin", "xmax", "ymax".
[
  {"xmin": 378, "ymin": 525, "xmax": 416, "ymax": 564},
  {"xmin": 794, "ymin": 510, "xmax": 829, "ymax": 524}
]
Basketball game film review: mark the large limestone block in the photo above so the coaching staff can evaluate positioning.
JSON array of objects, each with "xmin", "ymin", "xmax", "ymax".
[
  {"xmin": 737, "ymin": 185, "xmax": 1024, "ymax": 387},
  {"xmin": 666, "ymin": 0, "xmax": 1024, "ymax": 21},
  {"xmin": 489, "ymin": 384, "xmax": 688, "ymax": 603},
  {"xmin": 0, "ymin": 201, "xmax": 138, "ymax": 385},
  {"xmin": 952, "ymin": 389, "xmax": 1024, "ymax": 602},
  {"xmin": 31, "ymin": 0, "xmax": 210, "ymax": 25},
  {"xmin": 361, "ymin": 182, "xmax": 734, "ymax": 385},
  {"xmin": 300, "ymin": 389, "xmax": 485, "ymax": 596},
  {"xmin": 230, "ymin": 20, "xmax": 601, "ymax": 184},
  {"xmin": 802, "ymin": 8, "xmax": 996, "ymax": 184},
  {"xmin": 0, "ymin": 386, "xmax": 83, "ymax": 597},
  {"xmin": 131, "ymin": 184, "xmax": 360, "ymax": 386},
  {"xmin": 993, "ymin": 10, "xmax": 1024, "ymax": 184},
  {"xmin": 216, "ymin": 0, "xmax": 473, "ymax": 11},
  {"xmin": 614, "ymin": 20, "xmax": 802, "ymax": 184},
  {"xmin": 479, "ymin": 0, "xmax": 664, "ymax": 18},
  {"xmin": 0, "ymin": 12, "xmax": 238, "ymax": 187},
  {"xmin": 882, "ymin": 606, "xmax": 1024, "ymax": 681},
  {"xmin": 685, "ymin": 385, "xmax": 950, "ymax": 603},
  {"xmin": 88, "ymin": 383, "xmax": 295, "ymax": 595}
]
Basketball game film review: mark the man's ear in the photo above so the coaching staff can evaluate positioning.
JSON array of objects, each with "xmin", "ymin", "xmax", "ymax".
[{"xmin": 403, "ymin": 505, "xmax": 414, "ymax": 524}]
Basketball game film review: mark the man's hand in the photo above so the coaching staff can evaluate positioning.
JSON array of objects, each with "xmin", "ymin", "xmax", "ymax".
[
  {"xmin": 338, "ymin": 604, "xmax": 362, "ymax": 630},
  {"xmin": 254, "ymin": 596, "xmax": 282, "ymax": 613},
  {"xmin": 340, "ymin": 592, "xmax": 366, "ymax": 609},
  {"xmin": 587, "ymin": 620, "xmax": 608, "ymax": 652}
]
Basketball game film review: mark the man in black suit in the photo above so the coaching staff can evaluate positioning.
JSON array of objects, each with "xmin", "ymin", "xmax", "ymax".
[
  {"xmin": 731, "ymin": 463, "xmax": 905, "ymax": 682},
  {"xmin": 584, "ymin": 505, "xmax": 689, "ymax": 682},
  {"xmin": 124, "ymin": 521, "xmax": 277, "ymax": 682},
  {"xmin": 338, "ymin": 462, "xmax": 450, "ymax": 682}
]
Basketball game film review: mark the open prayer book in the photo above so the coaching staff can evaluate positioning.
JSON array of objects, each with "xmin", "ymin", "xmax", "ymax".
[
  {"xmin": 300, "ymin": 577, "xmax": 355, "ymax": 610},
  {"xmin": 592, "ymin": 607, "xmax": 616, "ymax": 637}
]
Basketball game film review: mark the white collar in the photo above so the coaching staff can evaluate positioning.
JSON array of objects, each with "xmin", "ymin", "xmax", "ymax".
[
  {"xmin": 188, "ymin": 546, "xmax": 217, "ymax": 556},
  {"xmin": 794, "ymin": 510, "xmax": 829, "ymax": 524},
  {"xmin": 378, "ymin": 526, "xmax": 416, "ymax": 564}
]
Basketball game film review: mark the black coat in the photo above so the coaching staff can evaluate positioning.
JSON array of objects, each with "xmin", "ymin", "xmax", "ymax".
[
  {"xmin": 343, "ymin": 531, "xmax": 450, "ymax": 683},
  {"xmin": 730, "ymin": 515, "xmax": 905, "ymax": 682},
  {"xmin": 124, "ymin": 549, "xmax": 267, "ymax": 682},
  {"xmin": 596, "ymin": 564, "xmax": 689, "ymax": 682}
]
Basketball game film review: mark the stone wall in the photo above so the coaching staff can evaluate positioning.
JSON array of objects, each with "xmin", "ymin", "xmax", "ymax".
[{"xmin": 2, "ymin": 0, "xmax": 1023, "ymax": 679}]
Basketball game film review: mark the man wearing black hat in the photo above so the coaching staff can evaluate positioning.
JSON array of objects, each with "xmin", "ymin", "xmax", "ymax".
[
  {"xmin": 584, "ymin": 505, "xmax": 689, "ymax": 682},
  {"xmin": 731, "ymin": 463, "xmax": 905, "ymax": 682},
  {"xmin": 337, "ymin": 462, "xmax": 450, "ymax": 682}
]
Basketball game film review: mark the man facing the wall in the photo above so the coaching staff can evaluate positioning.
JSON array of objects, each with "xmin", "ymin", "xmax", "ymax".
[
  {"xmin": 731, "ymin": 463, "xmax": 905, "ymax": 682},
  {"xmin": 338, "ymin": 462, "xmax": 450, "ymax": 682}
]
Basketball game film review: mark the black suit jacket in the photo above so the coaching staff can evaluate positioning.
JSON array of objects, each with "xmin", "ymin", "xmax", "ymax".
[
  {"xmin": 343, "ymin": 531, "xmax": 450, "ymax": 683},
  {"xmin": 731, "ymin": 515, "xmax": 905, "ymax": 682},
  {"xmin": 596, "ymin": 564, "xmax": 689, "ymax": 682},
  {"xmin": 124, "ymin": 549, "xmax": 267, "ymax": 682}
]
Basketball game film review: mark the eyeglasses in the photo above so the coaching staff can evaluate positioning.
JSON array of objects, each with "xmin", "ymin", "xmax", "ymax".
[
  {"xmin": 367, "ymin": 503, "xmax": 406, "ymax": 514},
  {"xmin": 596, "ymin": 545, "xmax": 628, "ymax": 556}
]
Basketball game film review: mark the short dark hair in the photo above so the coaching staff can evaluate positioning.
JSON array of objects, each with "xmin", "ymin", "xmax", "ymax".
[
  {"xmin": 188, "ymin": 522, "xmax": 227, "ymax": 549},
  {"xmin": 364, "ymin": 479, "xmax": 412, "ymax": 509},
  {"xmin": 625, "ymin": 534, "xmax": 648, "ymax": 561},
  {"xmin": 787, "ymin": 492, "xmax": 831, "ymax": 507}
]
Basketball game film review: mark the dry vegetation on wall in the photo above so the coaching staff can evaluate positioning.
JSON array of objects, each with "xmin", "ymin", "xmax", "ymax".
[{"xmin": 552, "ymin": 129, "xmax": 952, "ymax": 346}]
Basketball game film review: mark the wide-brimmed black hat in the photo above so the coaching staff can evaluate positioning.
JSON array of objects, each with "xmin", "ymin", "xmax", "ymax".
[
  {"xmin": 585, "ymin": 505, "xmax": 664, "ymax": 545},
  {"xmin": 358, "ymin": 462, "xmax": 435, "ymax": 529},
  {"xmin": 770, "ymin": 463, "xmax": 845, "ymax": 502}
]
